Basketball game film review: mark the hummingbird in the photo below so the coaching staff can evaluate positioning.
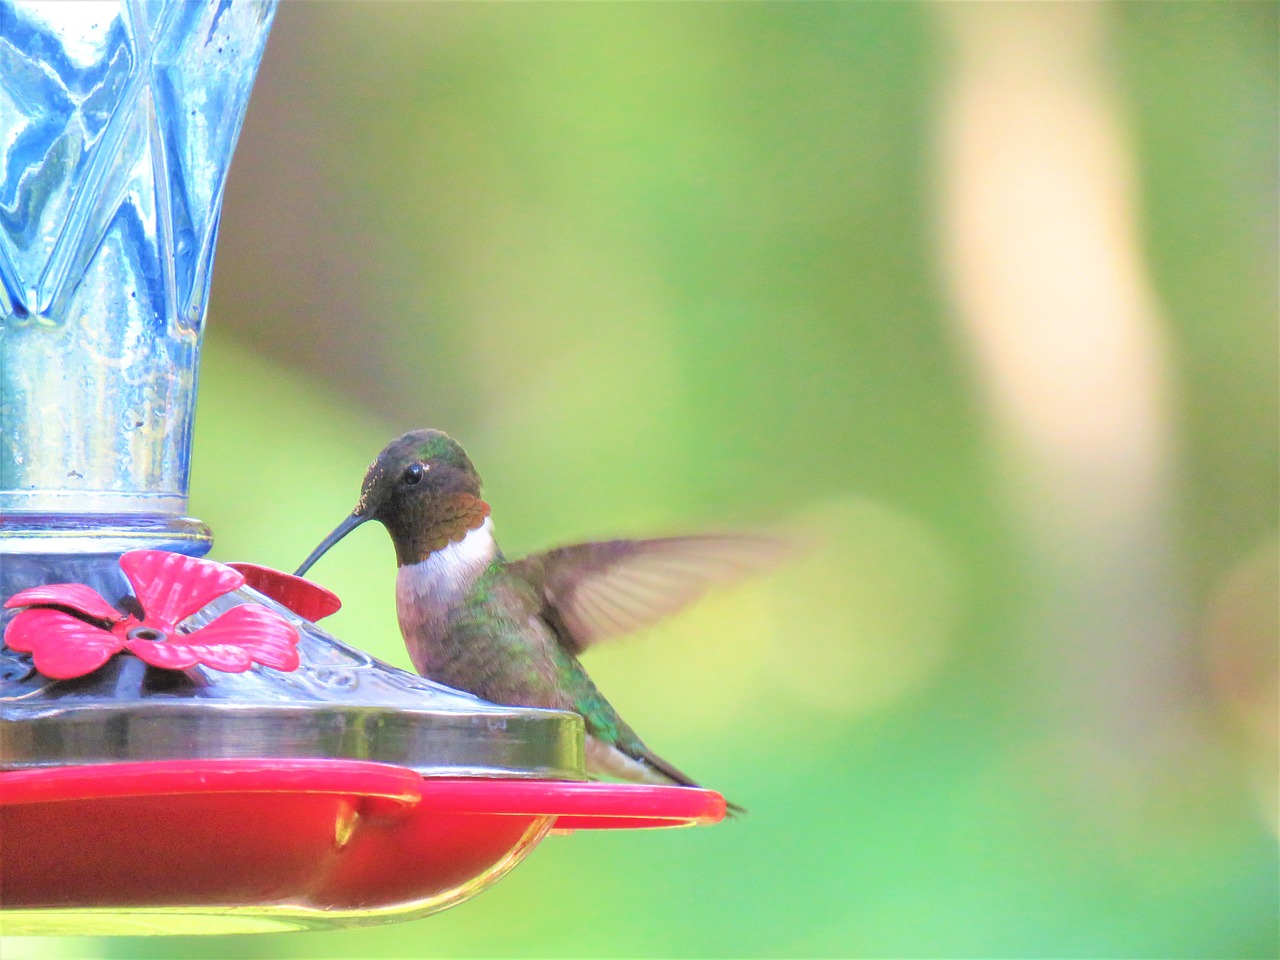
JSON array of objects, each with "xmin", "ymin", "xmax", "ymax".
[{"xmin": 295, "ymin": 429, "xmax": 777, "ymax": 805}]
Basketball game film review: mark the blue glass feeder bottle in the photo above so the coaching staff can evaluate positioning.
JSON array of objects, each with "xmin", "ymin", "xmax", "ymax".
[{"xmin": 0, "ymin": 0, "xmax": 275, "ymax": 551}]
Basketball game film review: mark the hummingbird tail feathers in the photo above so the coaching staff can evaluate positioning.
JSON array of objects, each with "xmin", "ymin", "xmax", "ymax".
[
  {"xmin": 640, "ymin": 748, "xmax": 747, "ymax": 817},
  {"xmin": 586, "ymin": 737, "xmax": 746, "ymax": 817}
]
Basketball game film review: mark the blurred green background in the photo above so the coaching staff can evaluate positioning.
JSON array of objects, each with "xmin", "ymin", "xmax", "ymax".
[{"xmin": 11, "ymin": 2, "xmax": 1276, "ymax": 958}]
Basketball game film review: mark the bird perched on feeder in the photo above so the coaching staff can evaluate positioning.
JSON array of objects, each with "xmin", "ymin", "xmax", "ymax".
[{"xmin": 295, "ymin": 429, "xmax": 777, "ymax": 803}]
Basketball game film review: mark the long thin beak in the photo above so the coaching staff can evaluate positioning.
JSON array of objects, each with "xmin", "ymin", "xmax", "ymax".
[{"xmin": 294, "ymin": 511, "xmax": 370, "ymax": 577}]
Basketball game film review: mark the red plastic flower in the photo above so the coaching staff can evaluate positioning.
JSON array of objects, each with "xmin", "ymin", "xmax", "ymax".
[{"xmin": 3, "ymin": 551, "xmax": 302, "ymax": 680}]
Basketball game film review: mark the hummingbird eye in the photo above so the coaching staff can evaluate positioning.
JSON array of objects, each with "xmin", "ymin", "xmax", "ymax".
[{"xmin": 402, "ymin": 462, "xmax": 426, "ymax": 486}]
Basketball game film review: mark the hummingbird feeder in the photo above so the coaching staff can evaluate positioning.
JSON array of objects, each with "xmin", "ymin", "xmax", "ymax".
[{"xmin": 0, "ymin": 0, "xmax": 725, "ymax": 936}]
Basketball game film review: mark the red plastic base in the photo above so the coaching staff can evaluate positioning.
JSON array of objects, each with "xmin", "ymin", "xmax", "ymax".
[{"xmin": 0, "ymin": 759, "xmax": 725, "ymax": 924}]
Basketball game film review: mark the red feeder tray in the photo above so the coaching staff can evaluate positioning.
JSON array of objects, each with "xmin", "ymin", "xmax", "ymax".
[{"xmin": 0, "ymin": 759, "xmax": 726, "ymax": 936}]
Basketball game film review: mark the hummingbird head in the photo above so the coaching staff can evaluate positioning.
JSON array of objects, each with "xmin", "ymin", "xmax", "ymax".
[{"xmin": 295, "ymin": 429, "xmax": 490, "ymax": 574}]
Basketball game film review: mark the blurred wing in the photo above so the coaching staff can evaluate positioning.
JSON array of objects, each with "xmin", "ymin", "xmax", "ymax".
[{"xmin": 510, "ymin": 534, "xmax": 783, "ymax": 655}]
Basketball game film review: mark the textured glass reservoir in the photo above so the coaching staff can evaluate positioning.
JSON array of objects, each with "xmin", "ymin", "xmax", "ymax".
[{"xmin": 0, "ymin": 0, "xmax": 276, "ymax": 545}]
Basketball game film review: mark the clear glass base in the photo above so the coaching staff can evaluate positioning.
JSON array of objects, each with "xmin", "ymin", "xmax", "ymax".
[{"xmin": 0, "ymin": 513, "xmax": 213, "ymax": 556}]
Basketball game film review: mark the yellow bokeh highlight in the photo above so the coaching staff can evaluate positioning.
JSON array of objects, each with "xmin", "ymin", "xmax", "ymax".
[{"xmin": 764, "ymin": 497, "xmax": 958, "ymax": 720}]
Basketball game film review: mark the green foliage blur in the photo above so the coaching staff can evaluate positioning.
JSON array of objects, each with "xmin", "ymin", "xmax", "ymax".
[{"xmin": 13, "ymin": 4, "xmax": 1275, "ymax": 958}]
